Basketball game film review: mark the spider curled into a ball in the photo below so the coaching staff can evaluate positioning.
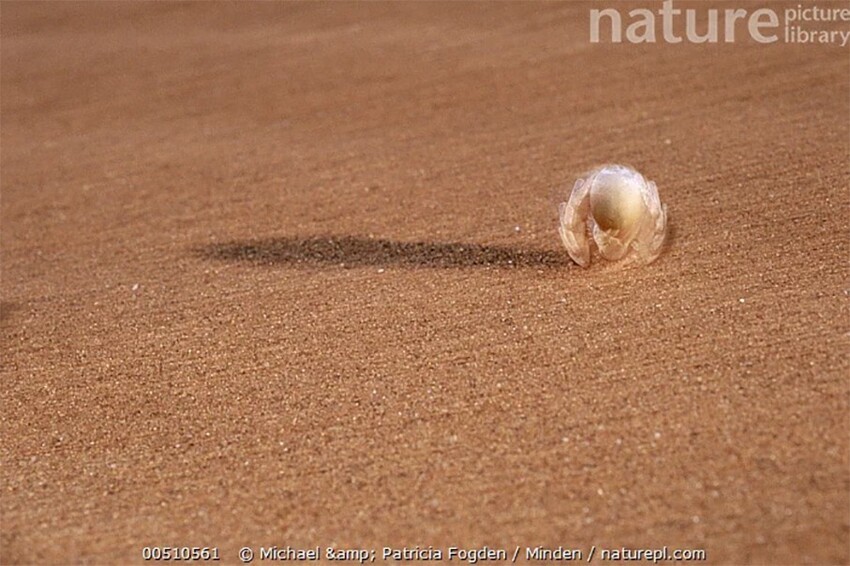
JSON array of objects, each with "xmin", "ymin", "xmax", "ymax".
[{"xmin": 558, "ymin": 164, "xmax": 668, "ymax": 267}]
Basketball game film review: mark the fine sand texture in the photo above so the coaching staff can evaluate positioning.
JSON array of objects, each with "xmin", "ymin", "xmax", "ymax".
[{"xmin": 1, "ymin": 3, "xmax": 848, "ymax": 564}]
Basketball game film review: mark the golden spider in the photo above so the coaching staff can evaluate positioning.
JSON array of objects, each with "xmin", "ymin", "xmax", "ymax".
[{"xmin": 559, "ymin": 164, "xmax": 668, "ymax": 267}]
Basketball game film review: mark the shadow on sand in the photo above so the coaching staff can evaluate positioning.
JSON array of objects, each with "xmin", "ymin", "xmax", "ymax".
[
  {"xmin": 196, "ymin": 235, "xmax": 571, "ymax": 269},
  {"xmin": 0, "ymin": 301, "xmax": 20, "ymax": 327}
]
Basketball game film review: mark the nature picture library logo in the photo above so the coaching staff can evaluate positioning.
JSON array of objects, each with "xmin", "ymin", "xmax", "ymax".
[{"xmin": 589, "ymin": 1, "xmax": 850, "ymax": 46}]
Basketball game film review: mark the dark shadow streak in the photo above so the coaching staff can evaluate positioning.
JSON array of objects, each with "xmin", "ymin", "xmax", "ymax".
[
  {"xmin": 196, "ymin": 236, "xmax": 571, "ymax": 269},
  {"xmin": 0, "ymin": 301, "xmax": 17, "ymax": 325}
]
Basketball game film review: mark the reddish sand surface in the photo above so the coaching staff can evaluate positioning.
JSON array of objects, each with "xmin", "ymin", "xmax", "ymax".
[{"xmin": 1, "ymin": 2, "xmax": 848, "ymax": 565}]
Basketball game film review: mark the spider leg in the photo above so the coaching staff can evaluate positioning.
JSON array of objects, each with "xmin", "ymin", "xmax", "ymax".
[
  {"xmin": 634, "ymin": 180, "xmax": 668, "ymax": 264},
  {"xmin": 559, "ymin": 178, "xmax": 592, "ymax": 267},
  {"xmin": 592, "ymin": 222, "xmax": 630, "ymax": 261}
]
